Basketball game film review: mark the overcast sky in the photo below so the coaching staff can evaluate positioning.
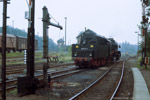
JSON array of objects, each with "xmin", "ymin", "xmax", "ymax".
[{"xmin": 0, "ymin": 0, "xmax": 142, "ymax": 44}]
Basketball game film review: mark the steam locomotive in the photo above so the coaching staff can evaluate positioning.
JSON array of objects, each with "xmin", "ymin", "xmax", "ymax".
[{"xmin": 72, "ymin": 29, "xmax": 121, "ymax": 68}]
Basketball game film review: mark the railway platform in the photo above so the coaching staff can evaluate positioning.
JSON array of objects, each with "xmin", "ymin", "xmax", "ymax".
[{"xmin": 132, "ymin": 68, "xmax": 150, "ymax": 100}]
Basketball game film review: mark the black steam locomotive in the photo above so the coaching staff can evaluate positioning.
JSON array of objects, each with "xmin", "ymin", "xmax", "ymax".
[{"xmin": 72, "ymin": 29, "xmax": 121, "ymax": 68}]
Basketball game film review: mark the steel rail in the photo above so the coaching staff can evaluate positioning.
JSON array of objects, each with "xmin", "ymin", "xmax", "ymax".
[
  {"xmin": 69, "ymin": 65, "xmax": 113, "ymax": 100},
  {"xmin": 5, "ymin": 62, "xmax": 74, "ymax": 70},
  {"xmin": 34, "ymin": 67, "xmax": 78, "ymax": 78},
  {"xmin": 110, "ymin": 61, "xmax": 125, "ymax": 100},
  {"xmin": 0, "ymin": 68, "xmax": 82, "ymax": 92},
  {"xmin": 5, "ymin": 63, "xmax": 74, "ymax": 75},
  {"xmin": 51, "ymin": 70, "xmax": 82, "ymax": 79},
  {"xmin": 0, "ymin": 67, "xmax": 78, "ymax": 85}
]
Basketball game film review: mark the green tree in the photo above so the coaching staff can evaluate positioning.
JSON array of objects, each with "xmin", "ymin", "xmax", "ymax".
[{"xmin": 0, "ymin": 26, "xmax": 57, "ymax": 51}]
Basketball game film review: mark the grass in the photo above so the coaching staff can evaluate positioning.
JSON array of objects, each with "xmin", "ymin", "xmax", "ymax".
[
  {"xmin": 0, "ymin": 51, "xmax": 72, "ymax": 65},
  {"xmin": 0, "ymin": 52, "xmax": 24, "ymax": 58},
  {"xmin": 136, "ymin": 56, "xmax": 150, "ymax": 70},
  {"xmin": 56, "ymin": 51, "xmax": 72, "ymax": 62},
  {"xmin": 9, "ymin": 89, "xmax": 17, "ymax": 96},
  {"xmin": 0, "ymin": 51, "xmax": 43, "ymax": 58}
]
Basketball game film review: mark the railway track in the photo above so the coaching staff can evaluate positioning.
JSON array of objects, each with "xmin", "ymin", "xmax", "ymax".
[
  {"xmin": 0, "ymin": 66, "xmax": 82, "ymax": 93},
  {"xmin": 5, "ymin": 62, "xmax": 74, "ymax": 75},
  {"xmin": 110, "ymin": 61, "xmax": 125, "ymax": 100},
  {"xmin": 69, "ymin": 61, "xmax": 125, "ymax": 100}
]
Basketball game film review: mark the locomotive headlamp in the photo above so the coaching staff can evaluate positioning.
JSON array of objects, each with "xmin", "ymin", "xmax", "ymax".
[
  {"xmin": 89, "ymin": 53, "xmax": 92, "ymax": 56},
  {"xmin": 74, "ymin": 53, "xmax": 77, "ymax": 56},
  {"xmin": 90, "ymin": 45, "xmax": 94, "ymax": 48},
  {"xmin": 76, "ymin": 45, "xmax": 79, "ymax": 48}
]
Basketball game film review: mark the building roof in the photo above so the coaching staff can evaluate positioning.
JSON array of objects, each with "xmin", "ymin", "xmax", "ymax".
[
  {"xmin": 0, "ymin": 33, "xmax": 16, "ymax": 37},
  {"xmin": 76, "ymin": 29, "xmax": 105, "ymax": 39},
  {"xmin": 57, "ymin": 38, "xmax": 64, "ymax": 43},
  {"xmin": 76, "ymin": 29, "xmax": 97, "ymax": 38},
  {"xmin": 0, "ymin": 33, "xmax": 28, "ymax": 38}
]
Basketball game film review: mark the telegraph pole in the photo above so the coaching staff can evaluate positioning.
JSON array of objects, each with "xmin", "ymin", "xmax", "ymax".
[{"xmin": 1, "ymin": 0, "xmax": 9, "ymax": 99}]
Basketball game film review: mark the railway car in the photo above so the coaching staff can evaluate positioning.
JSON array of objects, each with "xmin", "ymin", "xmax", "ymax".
[
  {"xmin": 72, "ymin": 29, "xmax": 121, "ymax": 68},
  {"xmin": 0, "ymin": 33, "xmax": 38, "ymax": 52},
  {"xmin": 16, "ymin": 36, "xmax": 27, "ymax": 52},
  {"xmin": 0, "ymin": 33, "xmax": 16, "ymax": 52}
]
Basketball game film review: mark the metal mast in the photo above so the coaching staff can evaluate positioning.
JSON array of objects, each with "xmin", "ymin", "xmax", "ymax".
[
  {"xmin": 27, "ymin": 0, "xmax": 35, "ymax": 78},
  {"xmin": 141, "ymin": 0, "xmax": 149, "ymax": 69},
  {"xmin": 1, "ymin": 0, "xmax": 9, "ymax": 99},
  {"xmin": 17, "ymin": 0, "xmax": 36, "ymax": 95},
  {"xmin": 65, "ymin": 17, "xmax": 67, "ymax": 46}
]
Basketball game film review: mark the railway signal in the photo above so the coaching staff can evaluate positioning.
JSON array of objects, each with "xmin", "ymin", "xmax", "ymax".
[
  {"xmin": 141, "ymin": 0, "xmax": 150, "ymax": 69},
  {"xmin": 17, "ymin": 0, "xmax": 37, "ymax": 95},
  {"xmin": 143, "ymin": 0, "xmax": 150, "ymax": 6}
]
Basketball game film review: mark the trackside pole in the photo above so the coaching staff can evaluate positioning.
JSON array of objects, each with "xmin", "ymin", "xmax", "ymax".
[
  {"xmin": 17, "ymin": 0, "xmax": 37, "ymax": 95},
  {"xmin": 42, "ymin": 6, "xmax": 62, "ymax": 87},
  {"xmin": 1, "ymin": 0, "xmax": 10, "ymax": 99}
]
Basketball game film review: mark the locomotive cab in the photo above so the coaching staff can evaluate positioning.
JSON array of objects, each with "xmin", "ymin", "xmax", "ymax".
[{"xmin": 72, "ymin": 29, "xmax": 97, "ymax": 58}]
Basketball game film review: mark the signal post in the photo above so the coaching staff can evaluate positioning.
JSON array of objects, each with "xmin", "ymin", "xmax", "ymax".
[
  {"xmin": 17, "ymin": 0, "xmax": 37, "ymax": 95},
  {"xmin": 141, "ymin": 0, "xmax": 150, "ymax": 69}
]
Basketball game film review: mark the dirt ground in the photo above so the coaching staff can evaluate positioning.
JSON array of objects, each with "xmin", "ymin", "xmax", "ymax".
[
  {"xmin": 114, "ymin": 60, "xmax": 134, "ymax": 100},
  {"xmin": 141, "ymin": 69, "xmax": 150, "ymax": 93},
  {"xmin": 5, "ymin": 57, "xmax": 150, "ymax": 100},
  {"xmin": 127, "ymin": 58, "xmax": 150, "ymax": 93},
  {"xmin": 113, "ymin": 57, "xmax": 150, "ymax": 100},
  {"xmin": 6, "ymin": 66, "xmax": 111, "ymax": 100}
]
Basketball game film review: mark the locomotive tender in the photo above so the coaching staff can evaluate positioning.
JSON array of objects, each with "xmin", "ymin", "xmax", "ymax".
[
  {"xmin": 72, "ymin": 29, "xmax": 121, "ymax": 68},
  {"xmin": 0, "ymin": 33, "xmax": 38, "ymax": 52}
]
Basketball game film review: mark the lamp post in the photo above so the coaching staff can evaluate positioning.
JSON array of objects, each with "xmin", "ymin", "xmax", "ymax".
[
  {"xmin": 65, "ymin": 17, "xmax": 67, "ymax": 46},
  {"xmin": 135, "ymin": 31, "xmax": 140, "ymax": 56}
]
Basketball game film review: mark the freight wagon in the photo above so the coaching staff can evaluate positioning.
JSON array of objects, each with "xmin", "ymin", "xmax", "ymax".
[{"xmin": 0, "ymin": 33, "xmax": 38, "ymax": 52}]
